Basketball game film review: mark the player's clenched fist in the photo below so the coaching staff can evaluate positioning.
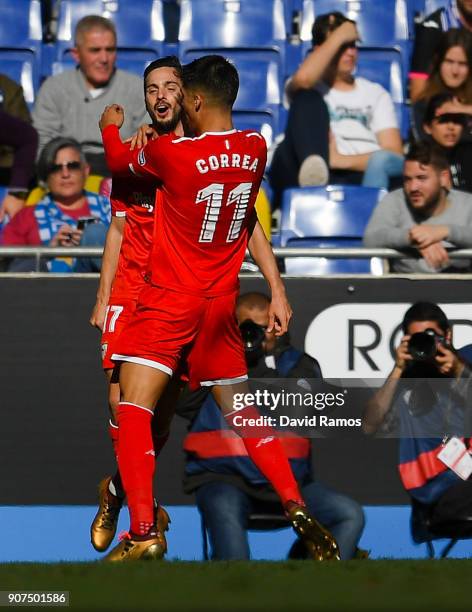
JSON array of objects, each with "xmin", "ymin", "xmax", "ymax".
[{"xmin": 99, "ymin": 104, "xmax": 125, "ymax": 131}]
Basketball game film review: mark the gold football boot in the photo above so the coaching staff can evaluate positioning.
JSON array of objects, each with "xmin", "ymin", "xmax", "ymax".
[
  {"xmin": 155, "ymin": 503, "xmax": 171, "ymax": 555},
  {"xmin": 91, "ymin": 477, "xmax": 123, "ymax": 552},
  {"xmin": 103, "ymin": 503, "xmax": 171, "ymax": 562},
  {"xmin": 286, "ymin": 503, "xmax": 341, "ymax": 561},
  {"xmin": 103, "ymin": 531, "xmax": 165, "ymax": 562}
]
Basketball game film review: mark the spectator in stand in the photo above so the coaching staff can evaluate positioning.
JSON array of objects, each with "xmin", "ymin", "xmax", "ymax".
[
  {"xmin": 363, "ymin": 141, "xmax": 472, "ymax": 273},
  {"xmin": 422, "ymin": 93, "xmax": 472, "ymax": 193},
  {"xmin": 1, "ymin": 137, "xmax": 110, "ymax": 272},
  {"xmin": 411, "ymin": 28, "xmax": 472, "ymax": 142},
  {"xmin": 0, "ymin": 74, "xmax": 38, "ymax": 229},
  {"xmin": 32, "ymin": 15, "xmax": 148, "ymax": 176},
  {"xmin": 410, "ymin": 0, "xmax": 472, "ymax": 103},
  {"xmin": 268, "ymin": 11, "xmax": 403, "ymax": 209}
]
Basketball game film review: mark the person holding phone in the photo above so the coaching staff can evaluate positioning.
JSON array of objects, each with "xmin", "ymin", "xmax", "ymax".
[{"xmin": 1, "ymin": 137, "xmax": 110, "ymax": 272}]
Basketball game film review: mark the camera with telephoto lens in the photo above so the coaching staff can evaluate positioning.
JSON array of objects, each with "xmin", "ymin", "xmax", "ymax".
[
  {"xmin": 239, "ymin": 319, "xmax": 266, "ymax": 365},
  {"xmin": 408, "ymin": 328, "xmax": 449, "ymax": 362}
]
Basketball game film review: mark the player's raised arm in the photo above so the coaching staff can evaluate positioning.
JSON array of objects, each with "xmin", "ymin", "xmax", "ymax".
[
  {"xmin": 247, "ymin": 213, "xmax": 292, "ymax": 335},
  {"xmin": 100, "ymin": 105, "xmax": 162, "ymax": 179}
]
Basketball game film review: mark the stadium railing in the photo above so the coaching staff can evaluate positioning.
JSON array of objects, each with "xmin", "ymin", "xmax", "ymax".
[{"xmin": 2, "ymin": 246, "xmax": 472, "ymax": 274}]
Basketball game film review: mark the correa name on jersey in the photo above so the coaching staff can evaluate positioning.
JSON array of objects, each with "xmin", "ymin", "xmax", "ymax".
[{"xmin": 195, "ymin": 152, "xmax": 259, "ymax": 174}]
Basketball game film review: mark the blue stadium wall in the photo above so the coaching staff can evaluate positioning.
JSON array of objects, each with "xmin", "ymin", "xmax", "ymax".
[{"xmin": 1, "ymin": 276, "xmax": 471, "ymax": 561}]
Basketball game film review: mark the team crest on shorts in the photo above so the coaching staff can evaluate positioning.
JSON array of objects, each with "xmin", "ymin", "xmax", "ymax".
[{"xmin": 101, "ymin": 342, "xmax": 108, "ymax": 360}]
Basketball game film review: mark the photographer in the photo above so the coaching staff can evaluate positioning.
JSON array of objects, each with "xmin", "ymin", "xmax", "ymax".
[
  {"xmin": 363, "ymin": 302, "xmax": 472, "ymax": 527},
  {"xmin": 177, "ymin": 292, "xmax": 365, "ymax": 560}
]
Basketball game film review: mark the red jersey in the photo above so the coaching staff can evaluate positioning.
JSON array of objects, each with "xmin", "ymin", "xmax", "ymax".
[
  {"xmin": 109, "ymin": 176, "xmax": 157, "ymax": 301},
  {"xmin": 103, "ymin": 126, "xmax": 267, "ymax": 297}
]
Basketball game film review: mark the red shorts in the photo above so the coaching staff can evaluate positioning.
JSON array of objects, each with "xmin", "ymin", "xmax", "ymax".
[
  {"xmin": 101, "ymin": 297, "xmax": 137, "ymax": 370},
  {"xmin": 112, "ymin": 285, "xmax": 247, "ymax": 389}
]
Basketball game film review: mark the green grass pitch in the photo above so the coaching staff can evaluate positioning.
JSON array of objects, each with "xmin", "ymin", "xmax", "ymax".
[{"xmin": 1, "ymin": 560, "xmax": 472, "ymax": 611}]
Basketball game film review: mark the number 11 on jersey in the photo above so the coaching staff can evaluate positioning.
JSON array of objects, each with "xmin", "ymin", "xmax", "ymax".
[{"xmin": 196, "ymin": 182, "xmax": 253, "ymax": 243}]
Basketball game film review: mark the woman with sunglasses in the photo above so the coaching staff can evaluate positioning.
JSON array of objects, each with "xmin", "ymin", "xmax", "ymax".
[
  {"xmin": 1, "ymin": 137, "xmax": 110, "ymax": 272},
  {"xmin": 411, "ymin": 28, "xmax": 472, "ymax": 143}
]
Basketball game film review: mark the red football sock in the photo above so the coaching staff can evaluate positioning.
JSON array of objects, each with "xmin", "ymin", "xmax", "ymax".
[
  {"xmin": 117, "ymin": 402, "xmax": 155, "ymax": 536},
  {"xmin": 225, "ymin": 405, "xmax": 304, "ymax": 506}
]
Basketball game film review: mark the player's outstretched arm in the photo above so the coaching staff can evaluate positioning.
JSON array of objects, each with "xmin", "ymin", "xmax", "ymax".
[
  {"xmin": 89, "ymin": 215, "xmax": 125, "ymax": 330},
  {"xmin": 247, "ymin": 215, "xmax": 292, "ymax": 335}
]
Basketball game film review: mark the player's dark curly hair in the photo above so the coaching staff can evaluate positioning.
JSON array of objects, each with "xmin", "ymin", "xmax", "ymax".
[
  {"xmin": 182, "ymin": 55, "xmax": 239, "ymax": 109},
  {"xmin": 143, "ymin": 55, "xmax": 182, "ymax": 85}
]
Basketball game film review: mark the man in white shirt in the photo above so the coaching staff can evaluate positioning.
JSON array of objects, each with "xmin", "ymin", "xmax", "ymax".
[{"xmin": 269, "ymin": 11, "xmax": 403, "ymax": 208}]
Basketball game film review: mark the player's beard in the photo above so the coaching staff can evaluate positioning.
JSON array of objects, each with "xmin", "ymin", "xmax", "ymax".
[{"xmin": 148, "ymin": 104, "xmax": 182, "ymax": 136}]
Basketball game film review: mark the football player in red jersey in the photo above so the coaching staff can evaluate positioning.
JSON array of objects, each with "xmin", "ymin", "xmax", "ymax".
[
  {"xmin": 100, "ymin": 55, "xmax": 340, "ymax": 562},
  {"xmin": 89, "ymin": 57, "xmax": 184, "ymax": 558}
]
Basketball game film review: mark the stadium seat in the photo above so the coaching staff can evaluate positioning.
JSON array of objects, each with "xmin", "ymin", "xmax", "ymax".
[
  {"xmin": 178, "ymin": 0, "xmax": 290, "ymax": 88},
  {"xmin": 410, "ymin": 497, "xmax": 472, "ymax": 559},
  {"xmin": 0, "ymin": 0, "xmax": 43, "ymax": 105},
  {"xmin": 50, "ymin": 0, "xmax": 166, "ymax": 77},
  {"xmin": 179, "ymin": 0, "xmax": 288, "ymax": 55},
  {"xmin": 424, "ymin": 0, "xmax": 447, "ymax": 15},
  {"xmin": 277, "ymin": 185, "xmax": 385, "ymax": 275}
]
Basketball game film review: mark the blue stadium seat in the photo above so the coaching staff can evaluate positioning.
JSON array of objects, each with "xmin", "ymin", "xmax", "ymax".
[
  {"xmin": 178, "ymin": 0, "xmax": 289, "ymax": 82},
  {"xmin": 424, "ymin": 0, "xmax": 447, "ymax": 15},
  {"xmin": 0, "ymin": 0, "xmax": 43, "ymax": 105},
  {"xmin": 232, "ymin": 113, "xmax": 277, "ymax": 148},
  {"xmin": 300, "ymin": 0, "xmax": 411, "ymax": 96},
  {"xmin": 179, "ymin": 51, "xmax": 286, "ymax": 144},
  {"xmin": 50, "ymin": 0, "xmax": 166, "ymax": 77},
  {"xmin": 277, "ymin": 185, "xmax": 385, "ymax": 275}
]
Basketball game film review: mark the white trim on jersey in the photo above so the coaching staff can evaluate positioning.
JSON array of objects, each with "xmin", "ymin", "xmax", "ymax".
[
  {"xmin": 111, "ymin": 354, "xmax": 173, "ymax": 376},
  {"xmin": 117, "ymin": 401, "xmax": 154, "ymax": 416},
  {"xmin": 200, "ymin": 375, "xmax": 248, "ymax": 387},
  {"xmin": 245, "ymin": 132, "xmax": 264, "ymax": 140},
  {"xmin": 172, "ymin": 129, "xmax": 238, "ymax": 144},
  {"xmin": 114, "ymin": 211, "xmax": 127, "ymax": 217}
]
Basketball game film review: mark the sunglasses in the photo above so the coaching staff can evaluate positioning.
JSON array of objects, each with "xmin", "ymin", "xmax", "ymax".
[
  {"xmin": 434, "ymin": 113, "xmax": 465, "ymax": 125},
  {"xmin": 48, "ymin": 161, "xmax": 82, "ymax": 174}
]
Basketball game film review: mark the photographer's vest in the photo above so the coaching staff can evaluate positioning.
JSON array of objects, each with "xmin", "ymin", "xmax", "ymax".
[
  {"xmin": 183, "ymin": 347, "xmax": 313, "ymax": 486},
  {"xmin": 34, "ymin": 191, "xmax": 110, "ymax": 272},
  {"xmin": 398, "ymin": 347, "xmax": 472, "ymax": 504}
]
